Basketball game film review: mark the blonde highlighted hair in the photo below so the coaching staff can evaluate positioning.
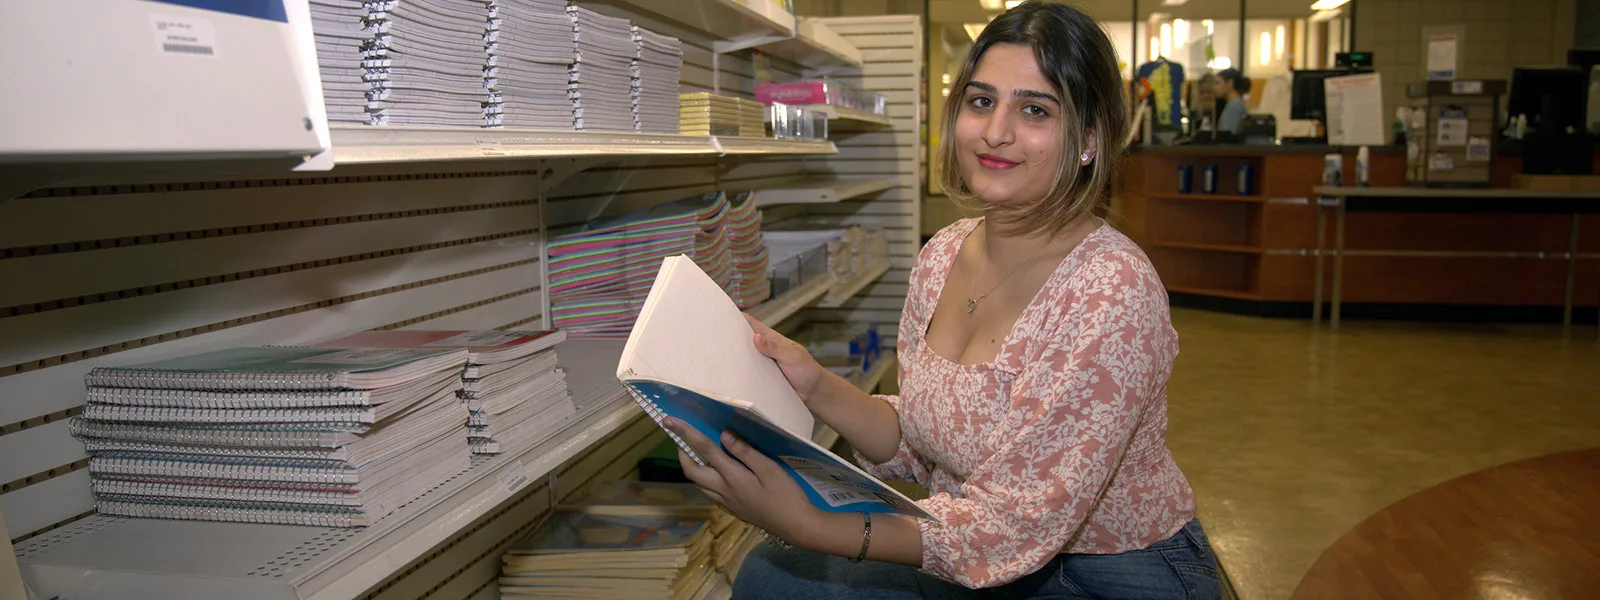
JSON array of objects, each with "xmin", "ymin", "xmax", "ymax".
[{"xmin": 936, "ymin": 1, "xmax": 1129, "ymax": 237}]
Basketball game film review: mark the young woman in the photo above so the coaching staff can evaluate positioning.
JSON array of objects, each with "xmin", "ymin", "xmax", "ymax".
[
  {"xmin": 1213, "ymin": 68, "xmax": 1252, "ymax": 135},
  {"xmin": 660, "ymin": 2, "xmax": 1219, "ymax": 597}
]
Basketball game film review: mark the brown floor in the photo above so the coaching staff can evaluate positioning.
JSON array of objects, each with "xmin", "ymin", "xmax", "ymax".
[
  {"xmin": 1164, "ymin": 309, "xmax": 1600, "ymax": 600},
  {"xmin": 1291, "ymin": 447, "xmax": 1600, "ymax": 599}
]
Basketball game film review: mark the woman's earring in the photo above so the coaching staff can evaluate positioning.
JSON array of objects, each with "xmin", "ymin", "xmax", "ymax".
[{"xmin": 1080, "ymin": 152, "xmax": 1091, "ymax": 163}]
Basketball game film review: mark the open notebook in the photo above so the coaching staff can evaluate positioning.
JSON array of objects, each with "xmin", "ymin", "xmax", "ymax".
[{"xmin": 619, "ymin": 255, "xmax": 931, "ymax": 520}]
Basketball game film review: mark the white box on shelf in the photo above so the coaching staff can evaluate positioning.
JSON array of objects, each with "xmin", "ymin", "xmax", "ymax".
[{"xmin": 0, "ymin": 0, "xmax": 327, "ymax": 162}]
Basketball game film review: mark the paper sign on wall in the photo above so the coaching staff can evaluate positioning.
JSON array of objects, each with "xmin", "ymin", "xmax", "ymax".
[
  {"xmin": 1428, "ymin": 34, "xmax": 1458, "ymax": 80},
  {"xmin": 1325, "ymin": 73, "xmax": 1386, "ymax": 146}
]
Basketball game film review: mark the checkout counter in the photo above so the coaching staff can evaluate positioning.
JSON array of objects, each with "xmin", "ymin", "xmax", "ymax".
[{"xmin": 1115, "ymin": 144, "xmax": 1600, "ymax": 320}]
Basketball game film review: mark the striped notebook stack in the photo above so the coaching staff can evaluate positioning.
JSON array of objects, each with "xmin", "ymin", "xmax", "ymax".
[
  {"xmin": 309, "ymin": 0, "xmax": 372, "ymax": 124},
  {"xmin": 484, "ymin": 0, "xmax": 573, "ymax": 128},
  {"xmin": 568, "ymin": 6, "xmax": 636, "ymax": 132},
  {"xmin": 71, "ymin": 347, "xmax": 473, "ymax": 527},
  {"xmin": 679, "ymin": 93, "xmax": 767, "ymax": 138},
  {"xmin": 363, "ymin": 0, "xmax": 493, "ymax": 126},
  {"xmin": 725, "ymin": 192, "xmax": 771, "ymax": 309},
  {"xmin": 309, "ymin": 330, "xmax": 576, "ymax": 455},
  {"xmin": 631, "ymin": 26, "xmax": 683, "ymax": 133},
  {"xmin": 548, "ymin": 191, "xmax": 769, "ymax": 337}
]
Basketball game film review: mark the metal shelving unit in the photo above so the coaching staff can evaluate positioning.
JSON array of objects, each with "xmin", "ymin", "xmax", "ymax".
[
  {"xmin": 818, "ymin": 259, "xmax": 892, "ymax": 308},
  {"xmin": 749, "ymin": 176, "xmax": 897, "ymax": 207}
]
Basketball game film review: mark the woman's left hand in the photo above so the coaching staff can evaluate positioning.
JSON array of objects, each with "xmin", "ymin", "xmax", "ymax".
[{"xmin": 661, "ymin": 417, "xmax": 823, "ymax": 546}]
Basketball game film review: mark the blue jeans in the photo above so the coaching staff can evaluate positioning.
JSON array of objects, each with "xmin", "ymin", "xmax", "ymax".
[{"xmin": 732, "ymin": 519, "xmax": 1222, "ymax": 599}]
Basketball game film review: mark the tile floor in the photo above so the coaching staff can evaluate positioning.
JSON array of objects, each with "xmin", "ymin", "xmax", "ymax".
[{"xmin": 1164, "ymin": 309, "xmax": 1600, "ymax": 599}]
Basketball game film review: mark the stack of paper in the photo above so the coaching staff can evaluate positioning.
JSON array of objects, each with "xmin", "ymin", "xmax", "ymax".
[
  {"xmin": 71, "ymin": 347, "xmax": 473, "ymax": 527},
  {"xmin": 485, "ymin": 0, "xmax": 574, "ymax": 128},
  {"xmin": 680, "ymin": 93, "xmax": 767, "ymax": 138},
  {"xmin": 632, "ymin": 26, "xmax": 683, "ymax": 134},
  {"xmin": 310, "ymin": 0, "xmax": 374, "ymax": 124},
  {"xmin": 366, "ymin": 0, "xmax": 490, "ymax": 126},
  {"xmin": 306, "ymin": 330, "xmax": 576, "ymax": 455},
  {"xmin": 500, "ymin": 481, "xmax": 730, "ymax": 600},
  {"xmin": 725, "ymin": 192, "xmax": 771, "ymax": 308},
  {"xmin": 568, "ymin": 6, "xmax": 637, "ymax": 132}
]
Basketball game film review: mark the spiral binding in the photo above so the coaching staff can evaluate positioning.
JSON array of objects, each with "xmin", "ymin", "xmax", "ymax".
[
  {"xmin": 85, "ymin": 387, "xmax": 369, "ymax": 410},
  {"xmin": 95, "ymin": 499, "xmax": 368, "ymax": 528},
  {"xmin": 91, "ymin": 480, "xmax": 364, "ymax": 508},
  {"xmin": 70, "ymin": 417, "xmax": 364, "ymax": 449},
  {"xmin": 81, "ymin": 404, "xmax": 377, "ymax": 425},
  {"xmin": 83, "ymin": 439, "xmax": 351, "ymax": 463},
  {"xmin": 618, "ymin": 372, "xmax": 705, "ymax": 467},
  {"xmin": 89, "ymin": 455, "xmax": 363, "ymax": 485},
  {"xmin": 84, "ymin": 368, "xmax": 345, "ymax": 392}
]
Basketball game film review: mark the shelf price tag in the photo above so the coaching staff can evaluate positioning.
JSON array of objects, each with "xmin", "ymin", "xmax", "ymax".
[{"xmin": 499, "ymin": 460, "xmax": 530, "ymax": 494}]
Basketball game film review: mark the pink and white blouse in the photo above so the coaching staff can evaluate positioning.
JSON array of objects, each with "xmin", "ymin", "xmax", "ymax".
[{"xmin": 858, "ymin": 217, "xmax": 1196, "ymax": 588}]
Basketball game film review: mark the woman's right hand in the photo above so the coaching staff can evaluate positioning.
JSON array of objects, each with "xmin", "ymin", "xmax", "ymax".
[{"xmin": 744, "ymin": 314, "xmax": 827, "ymax": 406}]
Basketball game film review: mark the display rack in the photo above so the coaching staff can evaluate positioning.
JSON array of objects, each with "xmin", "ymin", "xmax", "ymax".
[
  {"xmin": 791, "ymin": 104, "xmax": 894, "ymax": 132},
  {"xmin": 819, "ymin": 259, "xmax": 893, "ymax": 308},
  {"xmin": 607, "ymin": 0, "xmax": 794, "ymax": 52},
  {"xmin": 757, "ymin": 18, "xmax": 863, "ymax": 71}
]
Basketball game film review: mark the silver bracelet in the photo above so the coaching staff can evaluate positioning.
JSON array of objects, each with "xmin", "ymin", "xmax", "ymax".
[{"xmin": 850, "ymin": 513, "xmax": 872, "ymax": 563}]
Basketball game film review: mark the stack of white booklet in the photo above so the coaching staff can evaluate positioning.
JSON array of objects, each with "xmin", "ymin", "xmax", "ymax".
[
  {"xmin": 366, "ymin": 0, "xmax": 490, "ymax": 126},
  {"xmin": 309, "ymin": 0, "xmax": 374, "ymax": 124},
  {"xmin": 71, "ymin": 347, "xmax": 473, "ymax": 527},
  {"xmin": 631, "ymin": 26, "xmax": 683, "ymax": 134},
  {"xmin": 567, "ymin": 6, "xmax": 636, "ymax": 132},
  {"xmin": 485, "ymin": 0, "xmax": 575, "ymax": 128},
  {"xmin": 309, "ymin": 330, "xmax": 577, "ymax": 455}
]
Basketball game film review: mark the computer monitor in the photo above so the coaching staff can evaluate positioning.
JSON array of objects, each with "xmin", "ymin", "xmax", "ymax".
[
  {"xmin": 1290, "ymin": 70, "xmax": 1346, "ymax": 121},
  {"xmin": 1509, "ymin": 67, "xmax": 1587, "ymax": 134}
]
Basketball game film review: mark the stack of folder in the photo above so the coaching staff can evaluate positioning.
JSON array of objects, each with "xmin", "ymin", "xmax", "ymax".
[
  {"xmin": 71, "ymin": 347, "xmax": 473, "ymax": 527},
  {"xmin": 305, "ymin": 330, "xmax": 576, "ymax": 455},
  {"xmin": 365, "ymin": 0, "xmax": 491, "ymax": 126},
  {"xmin": 726, "ymin": 192, "xmax": 771, "ymax": 309},
  {"xmin": 632, "ymin": 26, "xmax": 683, "ymax": 134},
  {"xmin": 679, "ymin": 93, "xmax": 768, "ymax": 138},
  {"xmin": 309, "ymin": 0, "xmax": 373, "ymax": 124},
  {"xmin": 484, "ymin": 0, "xmax": 573, "ymax": 128},
  {"xmin": 500, "ymin": 481, "xmax": 734, "ymax": 600},
  {"xmin": 568, "ymin": 6, "xmax": 636, "ymax": 132}
]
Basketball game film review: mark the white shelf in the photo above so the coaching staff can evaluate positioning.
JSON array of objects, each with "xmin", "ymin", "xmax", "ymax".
[
  {"xmin": 14, "ymin": 339, "xmax": 634, "ymax": 600},
  {"xmin": 819, "ymin": 259, "xmax": 892, "ymax": 308},
  {"xmin": 606, "ymin": 0, "xmax": 795, "ymax": 52},
  {"xmin": 758, "ymin": 18, "xmax": 863, "ymax": 71},
  {"xmin": 794, "ymin": 105, "xmax": 893, "ymax": 132},
  {"xmin": 810, "ymin": 352, "xmax": 896, "ymax": 449},
  {"xmin": 744, "ymin": 275, "xmax": 834, "ymax": 326},
  {"xmin": 749, "ymin": 177, "xmax": 896, "ymax": 207},
  {"xmin": 715, "ymin": 137, "xmax": 837, "ymax": 156},
  {"xmin": 331, "ymin": 126, "xmax": 836, "ymax": 165}
]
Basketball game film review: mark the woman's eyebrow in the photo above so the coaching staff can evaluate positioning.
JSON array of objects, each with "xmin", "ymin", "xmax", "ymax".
[{"xmin": 1014, "ymin": 89, "xmax": 1060, "ymax": 105}]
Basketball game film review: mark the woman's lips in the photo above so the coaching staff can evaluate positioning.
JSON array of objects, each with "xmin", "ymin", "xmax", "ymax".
[{"xmin": 976, "ymin": 154, "xmax": 1019, "ymax": 170}]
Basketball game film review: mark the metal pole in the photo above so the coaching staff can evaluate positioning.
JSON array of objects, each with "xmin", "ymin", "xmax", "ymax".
[
  {"xmin": 1331, "ymin": 197, "xmax": 1346, "ymax": 331},
  {"xmin": 1564, "ymin": 213, "xmax": 1579, "ymax": 330},
  {"xmin": 1313, "ymin": 200, "xmax": 1326, "ymax": 323}
]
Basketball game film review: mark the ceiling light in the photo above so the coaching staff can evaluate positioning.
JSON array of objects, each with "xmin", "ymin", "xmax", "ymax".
[
  {"xmin": 1260, "ymin": 32, "xmax": 1272, "ymax": 65},
  {"xmin": 1310, "ymin": 0, "xmax": 1350, "ymax": 9},
  {"xmin": 1309, "ymin": 8, "xmax": 1343, "ymax": 21},
  {"xmin": 978, "ymin": 0, "xmax": 1003, "ymax": 10},
  {"xmin": 1162, "ymin": 0, "xmax": 1188, "ymax": 4},
  {"xmin": 1004, "ymin": 0, "xmax": 1023, "ymax": 8}
]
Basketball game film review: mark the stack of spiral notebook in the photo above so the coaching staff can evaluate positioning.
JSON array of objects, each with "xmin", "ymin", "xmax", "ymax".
[
  {"xmin": 484, "ymin": 0, "xmax": 574, "ymax": 128},
  {"xmin": 547, "ymin": 191, "xmax": 773, "ymax": 337},
  {"xmin": 307, "ymin": 330, "xmax": 576, "ymax": 455},
  {"xmin": 725, "ymin": 192, "xmax": 771, "ymax": 309},
  {"xmin": 71, "ymin": 347, "xmax": 473, "ymax": 527},
  {"xmin": 365, "ymin": 0, "xmax": 490, "ymax": 126},
  {"xmin": 568, "ymin": 5, "xmax": 636, "ymax": 132},
  {"xmin": 309, "ymin": 0, "xmax": 373, "ymax": 124},
  {"xmin": 631, "ymin": 26, "xmax": 682, "ymax": 133}
]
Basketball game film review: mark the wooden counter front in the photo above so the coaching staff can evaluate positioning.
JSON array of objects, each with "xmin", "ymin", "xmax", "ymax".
[{"xmin": 1115, "ymin": 146, "xmax": 1600, "ymax": 316}]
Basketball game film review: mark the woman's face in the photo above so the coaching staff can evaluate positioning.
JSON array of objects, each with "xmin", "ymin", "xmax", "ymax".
[{"xmin": 953, "ymin": 43, "xmax": 1066, "ymax": 208}]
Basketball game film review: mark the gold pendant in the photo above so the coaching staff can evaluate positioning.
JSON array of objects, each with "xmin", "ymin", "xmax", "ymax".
[{"xmin": 965, "ymin": 299, "xmax": 977, "ymax": 313}]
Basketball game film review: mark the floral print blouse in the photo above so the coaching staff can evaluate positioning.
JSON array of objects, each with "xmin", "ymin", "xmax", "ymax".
[{"xmin": 857, "ymin": 217, "xmax": 1196, "ymax": 588}]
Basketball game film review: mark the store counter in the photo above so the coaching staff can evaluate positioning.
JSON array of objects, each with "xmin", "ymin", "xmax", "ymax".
[{"xmin": 1115, "ymin": 145, "xmax": 1600, "ymax": 321}]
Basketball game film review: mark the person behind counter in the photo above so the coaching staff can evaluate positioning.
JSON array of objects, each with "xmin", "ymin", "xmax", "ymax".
[{"xmin": 1212, "ymin": 68, "xmax": 1251, "ymax": 135}]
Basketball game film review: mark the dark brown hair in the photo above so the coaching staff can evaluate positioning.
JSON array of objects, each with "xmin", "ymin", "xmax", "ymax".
[{"xmin": 936, "ymin": 1, "xmax": 1129, "ymax": 237}]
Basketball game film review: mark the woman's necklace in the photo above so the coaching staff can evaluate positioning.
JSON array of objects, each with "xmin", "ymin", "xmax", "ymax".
[{"xmin": 965, "ymin": 239, "xmax": 1047, "ymax": 314}]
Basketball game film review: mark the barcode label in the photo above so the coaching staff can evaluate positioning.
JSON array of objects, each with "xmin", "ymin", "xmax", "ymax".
[
  {"xmin": 151, "ymin": 14, "xmax": 219, "ymax": 58},
  {"xmin": 781, "ymin": 456, "xmax": 880, "ymax": 508}
]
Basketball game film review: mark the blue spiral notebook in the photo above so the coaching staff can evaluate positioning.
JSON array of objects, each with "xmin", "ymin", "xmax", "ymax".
[{"xmin": 618, "ymin": 256, "xmax": 932, "ymax": 520}]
